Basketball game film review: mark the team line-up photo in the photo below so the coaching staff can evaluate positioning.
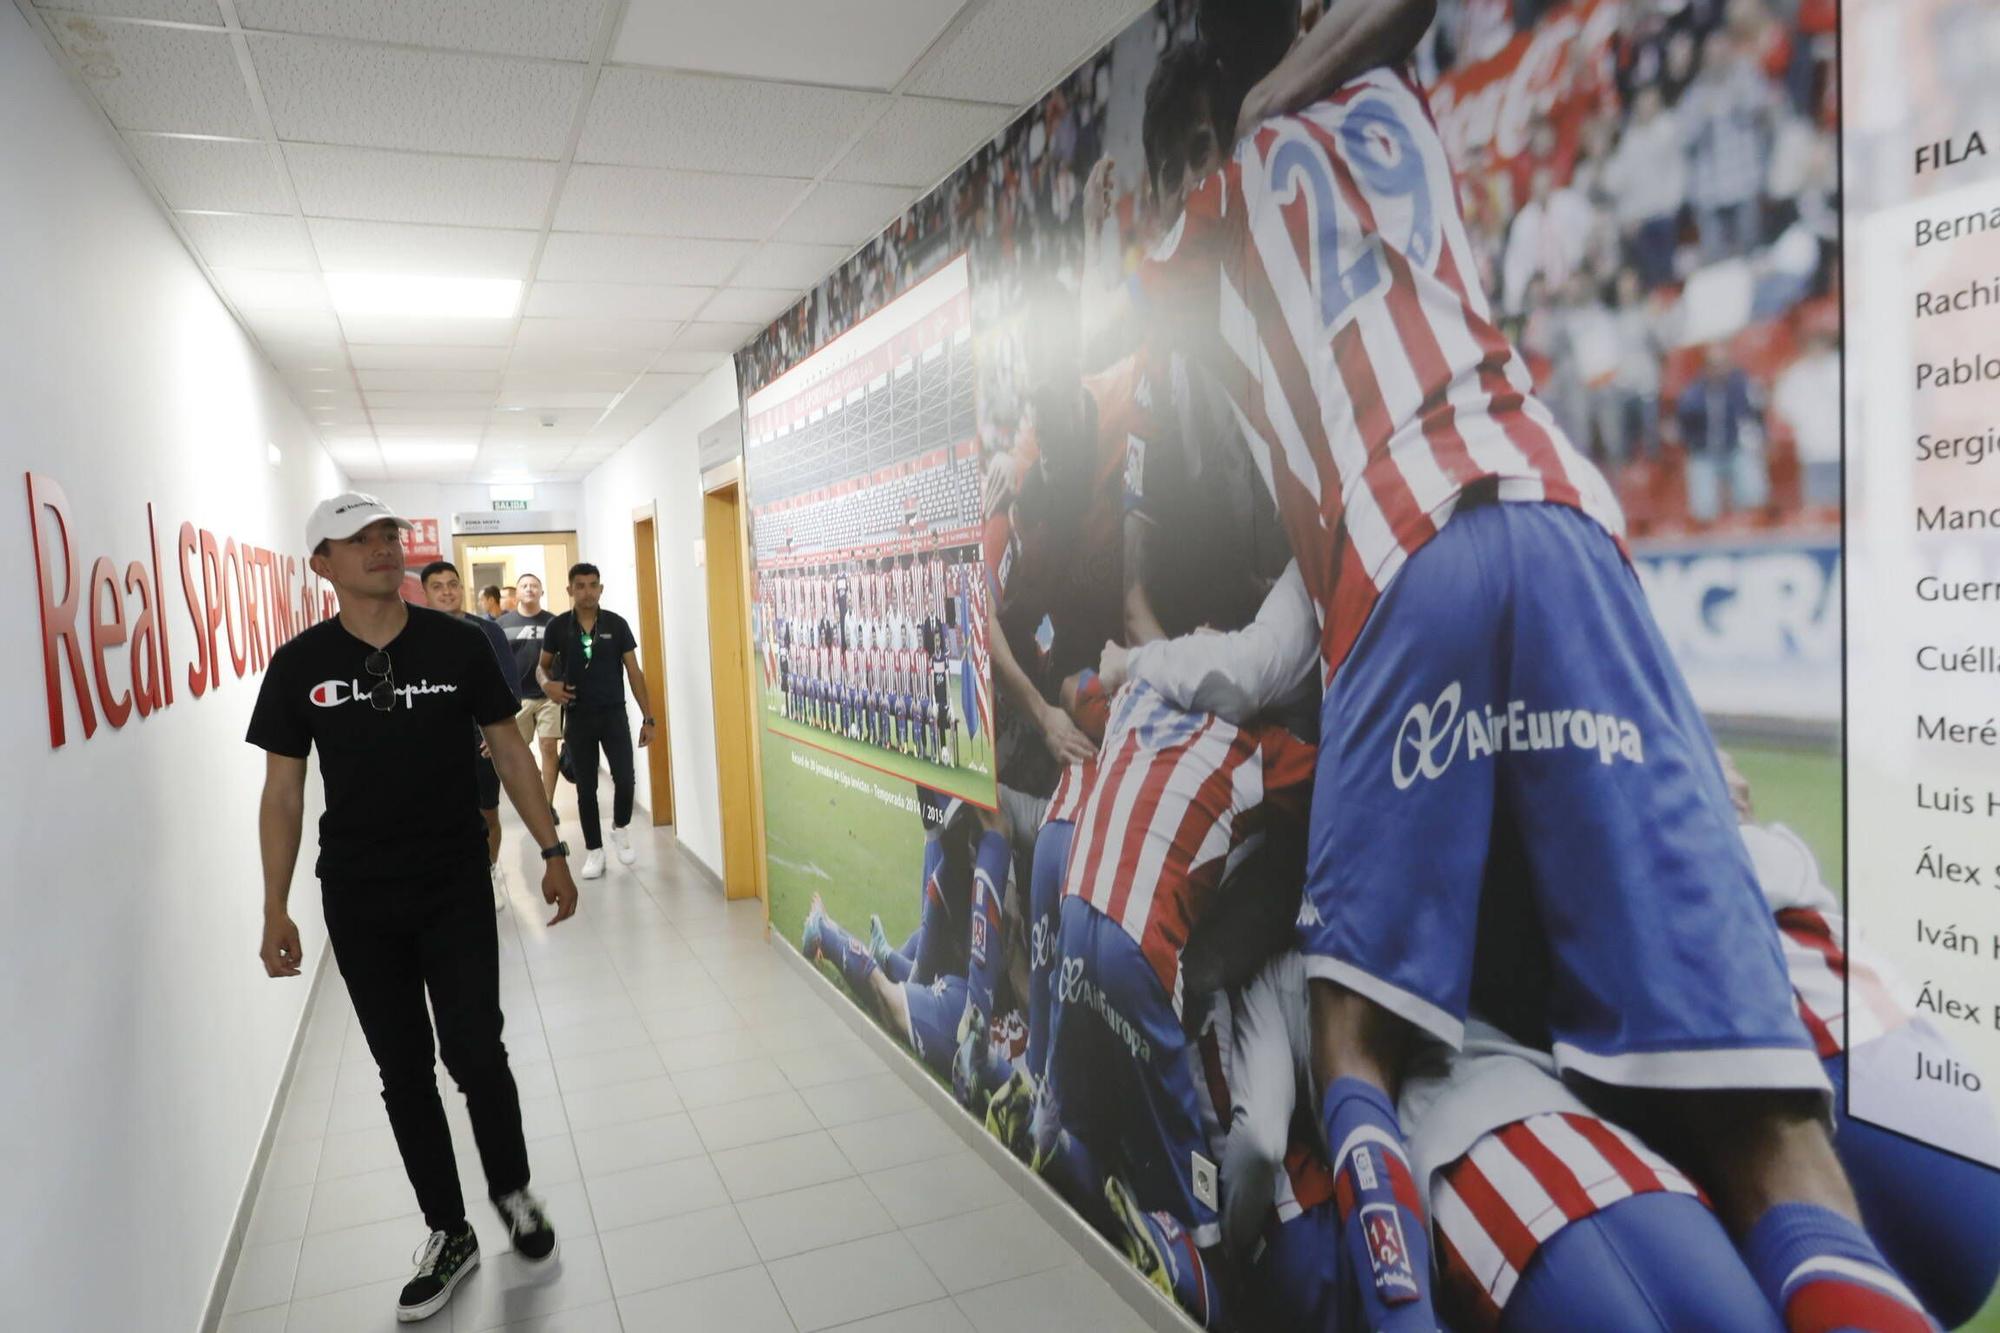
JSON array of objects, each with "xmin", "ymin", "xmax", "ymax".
[{"xmin": 740, "ymin": 1, "xmax": 2000, "ymax": 1331}]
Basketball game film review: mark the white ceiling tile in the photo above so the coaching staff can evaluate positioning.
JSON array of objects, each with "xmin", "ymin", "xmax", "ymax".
[
  {"xmin": 611, "ymin": 0, "xmax": 966, "ymax": 91},
  {"xmin": 357, "ymin": 368, "xmax": 501, "ymax": 392},
  {"xmin": 905, "ymin": 0, "xmax": 1144, "ymax": 104},
  {"xmin": 307, "ymin": 410, "xmax": 372, "ymax": 427},
  {"xmin": 248, "ymin": 33, "xmax": 587, "ymax": 159},
  {"xmin": 537, "ymin": 233, "xmax": 750, "ymax": 285},
  {"xmin": 494, "ymin": 390, "xmax": 617, "ymax": 410},
  {"xmin": 179, "ymin": 211, "xmax": 316, "ymax": 269},
  {"xmin": 323, "ymin": 440, "xmax": 384, "ymax": 469},
  {"xmin": 579, "ymin": 69, "xmax": 885, "ymax": 176},
  {"xmin": 37, "ymin": 0, "xmax": 220, "ymax": 19},
  {"xmin": 373, "ymin": 422, "xmax": 485, "ymax": 436},
  {"xmin": 235, "ymin": 0, "xmax": 608, "ymax": 61},
  {"xmin": 485, "ymin": 414, "xmax": 593, "ymax": 438},
  {"xmin": 697, "ymin": 287, "xmax": 800, "ymax": 325},
  {"xmin": 261, "ymin": 339, "xmax": 347, "ymax": 369},
  {"xmin": 645, "ymin": 350, "xmax": 731, "ymax": 374},
  {"xmin": 50, "ymin": 16, "xmax": 258, "ymax": 134},
  {"xmin": 501, "ymin": 371, "xmax": 634, "ymax": 395},
  {"xmin": 671, "ymin": 321, "xmax": 758, "ymax": 354},
  {"xmin": 371, "ymin": 408, "xmax": 492, "ymax": 425},
  {"xmin": 243, "ymin": 307, "xmax": 343, "ymax": 344},
  {"xmin": 774, "ymin": 181, "xmax": 916, "ymax": 245},
  {"xmin": 307, "ymin": 219, "xmax": 539, "ymax": 277},
  {"xmin": 363, "ymin": 391, "xmax": 497, "ymax": 410},
  {"xmin": 339, "ymin": 313, "xmax": 517, "ymax": 346},
  {"xmin": 832, "ymin": 96, "xmax": 1012, "ymax": 187},
  {"xmin": 629, "ymin": 371, "xmax": 702, "ymax": 400},
  {"xmin": 554, "ymin": 165, "xmax": 806, "ymax": 238},
  {"xmin": 505, "ymin": 343, "xmax": 659, "ymax": 372},
  {"xmin": 348, "ymin": 343, "xmax": 510, "ymax": 370},
  {"xmin": 127, "ymin": 135, "xmax": 289, "ymax": 212},
  {"xmin": 283, "ymin": 367, "xmax": 351, "ymax": 390},
  {"xmin": 210, "ymin": 267, "xmax": 329, "ymax": 311},
  {"xmin": 285, "ymin": 144, "xmax": 559, "ymax": 229},
  {"xmin": 733, "ymin": 242, "xmax": 852, "ymax": 289},
  {"xmin": 524, "ymin": 282, "xmax": 711, "ymax": 321},
  {"xmin": 514, "ymin": 317, "xmax": 681, "ymax": 350}
]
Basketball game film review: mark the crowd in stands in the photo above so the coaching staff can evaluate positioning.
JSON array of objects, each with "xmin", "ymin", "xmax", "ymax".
[
  {"xmin": 754, "ymin": 451, "xmax": 983, "ymax": 563},
  {"xmin": 740, "ymin": 0, "xmax": 1840, "ymax": 538}
]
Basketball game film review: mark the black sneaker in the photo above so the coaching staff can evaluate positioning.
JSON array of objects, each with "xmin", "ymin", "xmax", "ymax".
[
  {"xmin": 397, "ymin": 1224, "xmax": 478, "ymax": 1322},
  {"xmin": 497, "ymin": 1188, "xmax": 558, "ymax": 1262}
]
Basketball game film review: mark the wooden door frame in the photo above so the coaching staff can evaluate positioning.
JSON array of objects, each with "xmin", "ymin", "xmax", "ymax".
[
  {"xmin": 630, "ymin": 504, "xmax": 675, "ymax": 827},
  {"xmin": 449, "ymin": 530, "xmax": 579, "ymax": 613},
  {"xmin": 702, "ymin": 460, "xmax": 769, "ymax": 914}
]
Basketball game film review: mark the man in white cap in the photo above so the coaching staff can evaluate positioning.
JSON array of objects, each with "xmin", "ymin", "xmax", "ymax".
[{"xmin": 247, "ymin": 491, "xmax": 578, "ymax": 1323}]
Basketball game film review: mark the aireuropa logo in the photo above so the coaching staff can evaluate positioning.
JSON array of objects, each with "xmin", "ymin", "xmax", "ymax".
[{"xmin": 1390, "ymin": 681, "xmax": 1645, "ymax": 789}]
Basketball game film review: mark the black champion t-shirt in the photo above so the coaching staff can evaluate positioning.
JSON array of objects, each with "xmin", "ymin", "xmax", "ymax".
[
  {"xmin": 546, "ymin": 609, "xmax": 636, "ymax": 710},
  {"xmin": 495, "ymin": 608, "xmax": 556, "ymax": 698},
  {"xmin": 247, "ymin": 606, "xmax": 519, "ymax": 881}
]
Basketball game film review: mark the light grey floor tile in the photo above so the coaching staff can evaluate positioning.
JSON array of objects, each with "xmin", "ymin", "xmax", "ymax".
[
  {"xmin": 483, "ymin": 1300, "xmax": 623, "ymax": 1333},
  {"xmin": 692, "ymin": 1089, "xmax": 820, "ymax": 1152},
  {"xmin": 562, "ymin": 1074, "xmax": 683, "ymax": 1132},
  {"xmin": 767, "ymin": 1232, "xmax": 946, "ymax": 1332},
  {"xmin": 830, "ymin": 1109, "xmax": 964, "ymax": 1173},
  {"xmin": 245, "ymin": 1181, "xmax": 315, "ymax": 1247},
  {"xmin": 737, "ymin": 1177, "xmax": 898, "ymax": 1262},
  {"xmin": 773, "ymin": 1040, "xmax": 887, "ymax": 1090},
  {"xmin": 583, "ymin": 1155, "xmax": 730, "ymax": 1233},
  {"xmin": 452, "ymin": 1233, "xmax": 613, "ymax": 1331},
  {"xmin": 570, "ymin": 1111, "xmax": 704, "ymax": 1178},
  {"xmin": 216, "ymin": 1307, "xmax": 288, "ymax": 1333},
  {"xmin": 223, "ymin": 1239, "xmax": 300, "ymax": 1314},
  {"xmin": 316, "ymin": 1124, "xmax": 403, "ymax": 1182},
  {"xmin": 617, "ymin": 1264, "xmax": 798, "ymax": 1333},
  {"xmin": 598, "ymin": 1203, "xmax": 759, "ymax": 1297},
  {"xmin": 670, "ymin": 1057, "xmax": 790, "ymax": 1110},
  {"xmin": 293, "ymin": 1214, "xmax": 429, "ymax": 1300},
  {"xmin": 712, "ymin": 1130, "xmax": 856, "ymax": 1202},
  {"xmin": 953, "ymin": 1265, "xmax": 1154, "ymax": 1333},
  {"xmin": 264, "ymin": 1138, "xmax": 324, "ymax": 1190},
  {"xmin": 656, "ymin": 1030, "xmax": 760, "ymax": 1073},
  {"xmin": 552, "ymin": 1044, "xmax": 666, "ymax": 1093},
  {"xmin": 280, "ymin": 1276, "xmax": 429, "ymax": 1333},
  {"xmin": 799, "ymin": 1073, "xmax": 923, "ymax": 1129},
  {"xmin": 309, "ymin": 1164, "xmax": 421, "ymax": 1235},
  {"xmin": 904, "ymin": 1202, "xmax": 1074, "ymax": 1294},
  {"xmin": 863, "ymin": 1153, "xmax": 1015, "ymax": 1229},
  {"xmin": 824, "ymin": 1300, "xmax": 974, "ymax": 1333}
]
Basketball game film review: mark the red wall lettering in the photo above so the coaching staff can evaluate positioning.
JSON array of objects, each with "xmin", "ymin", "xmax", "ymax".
[
  {"xmin": 124, "ymin": 558, "xmax": 159, "ymax": 719},
  {"xmin": 88, "ymin": 555, "xmax": 131, "ymax": 730},
  {"xmin": 27, "ymin": 473, "xmax": 98, "ymax": 746},
  {"xmin": 179, "ymin": 520, "xmax": 207, "ymax": 698},
  {"xmin": 24, "ymin": 474, "xmax": 327, "ymax": 748}
]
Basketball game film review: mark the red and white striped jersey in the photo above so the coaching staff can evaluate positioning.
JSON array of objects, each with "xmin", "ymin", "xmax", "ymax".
[
  {"xmin": 1062, "ymin": 683, "xmax": 1315, "ymax": 1010},
  {"xmin": 1432, "ymin": 1112, "xmax": 1703, "ymax": 1329},
  {"xmin": 1741, "ymin": 822, "xmax": 1908, "ymax": 1058},
  {"xmin": 1138, "ymin": 68, "xmax": 1623, "ymax": 679}
]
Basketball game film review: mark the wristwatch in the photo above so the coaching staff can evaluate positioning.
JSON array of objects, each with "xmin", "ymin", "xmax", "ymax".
[{"xmin": 540, "ymin": 840, "xmax": 570, "ymax": 860}]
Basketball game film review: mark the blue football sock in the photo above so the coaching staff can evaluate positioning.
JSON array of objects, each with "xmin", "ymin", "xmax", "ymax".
[
  {"xmin": 1323, "ymin": 1077, "xmax": 1436, "ymax": 1330},
  {"xmin": 1743, "ymin": 1202, "xmax": 1936, "ymax": 1332},
  {"xmin": 815, "ymin": 917, "xmax": 877, "ymax": 993},
  {"xmin": 964, "ymin": 830, "xmax": 1010, "ymax": 1020}
]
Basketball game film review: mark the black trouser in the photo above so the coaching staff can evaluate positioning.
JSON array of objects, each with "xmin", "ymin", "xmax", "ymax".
[
  {"xmin": 566, "ymin": 703, "xmax": 634, "ymax": 850},
  {"xmin": 322, "ymin": 860, "xmax": 529, "ymax": 1232}
]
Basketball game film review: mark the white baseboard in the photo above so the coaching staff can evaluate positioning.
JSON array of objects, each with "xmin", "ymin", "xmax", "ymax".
[{"xmin": 770, "ymin": 935, "xmax": 1194, "ymax": 1333}]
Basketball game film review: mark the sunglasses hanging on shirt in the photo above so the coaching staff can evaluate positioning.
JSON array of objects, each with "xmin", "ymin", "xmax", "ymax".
[{"xmin": 363, "ymin": 649, "xmax": 396, "ymax": 712}]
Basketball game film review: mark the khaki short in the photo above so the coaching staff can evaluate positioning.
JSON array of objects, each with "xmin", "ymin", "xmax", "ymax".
[{"xmin": 517, "ymin": 695, "xmax": 564, "ymax": 743}]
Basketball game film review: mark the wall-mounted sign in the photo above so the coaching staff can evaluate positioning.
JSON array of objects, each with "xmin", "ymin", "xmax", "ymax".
[
  {"xmin": 400, "ymin": 517, "xmax": 442, "ymax": 563},
  {"xmin": 452, "ymin": 510, "xmax": 575, "ymax": 535},
  {"xmin": 491, "ymin": 499, "xmax": 530, "ymax": 511},
  {"xmin": 697, "ymin": 410, "xmax": 743, "ymax": 475}
]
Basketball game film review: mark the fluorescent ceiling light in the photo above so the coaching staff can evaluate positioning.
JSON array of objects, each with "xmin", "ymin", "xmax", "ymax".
[
  {"xmin": 380, "ymin": 441, "xmax": 478, "ymax": 466},
  {"xmin": 325, "ymin": 273, "xmax": 522, "ymax": 320}
]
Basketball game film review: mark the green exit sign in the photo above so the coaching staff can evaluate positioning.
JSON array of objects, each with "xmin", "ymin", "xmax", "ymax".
[{"xmin": 491, "ymin": 499, "xmax": 530, "ymax": 511}]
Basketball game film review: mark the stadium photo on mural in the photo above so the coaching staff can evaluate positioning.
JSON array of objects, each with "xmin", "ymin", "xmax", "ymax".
[{"xmin": 734, "ymin": 1, "xmax": 2000, "ymax": 1330}]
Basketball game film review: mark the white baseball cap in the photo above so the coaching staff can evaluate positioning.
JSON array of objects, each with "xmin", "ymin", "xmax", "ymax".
[{"xmin": 306, "ymin": 491, "xmax": 413, "ymax": 551}]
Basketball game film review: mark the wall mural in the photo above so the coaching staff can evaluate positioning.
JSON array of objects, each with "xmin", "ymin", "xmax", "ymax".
[{"xmin": 738, "ymin": 3, "xmax": 2000, "ymax": 1331}]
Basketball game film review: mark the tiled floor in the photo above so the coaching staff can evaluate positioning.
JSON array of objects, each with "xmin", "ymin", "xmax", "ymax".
[{"xmin": 220, "ymin": 795, "xmax": 1151, "ymax": 1333}]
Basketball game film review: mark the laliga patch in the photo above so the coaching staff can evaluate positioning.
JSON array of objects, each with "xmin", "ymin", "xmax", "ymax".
[{"xmin": 1359, "ymin": 1202, "xmax": 1421, "ymax": 1306}]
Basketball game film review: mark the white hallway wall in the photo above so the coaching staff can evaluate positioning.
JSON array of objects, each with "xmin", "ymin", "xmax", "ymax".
[
  {"xmin": 0, "ymin": 9, "xmax": 348, "ymax": 1330},
  {"xmin": 578, "ymin": 363, "xmax": 741, "ymax": 879}
]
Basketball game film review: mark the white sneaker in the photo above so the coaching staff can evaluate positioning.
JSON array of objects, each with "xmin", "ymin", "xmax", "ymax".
[
  {"xmin": 490, "ymin": 862, "xmax": 507, "ymax": 912},
  {"xmin": 580, "ymin": 848, "xmax": 606, "ymax": 880},
  {"xmin": 612, "ymin": 825, "xmax": 636, "ymax": 866}
]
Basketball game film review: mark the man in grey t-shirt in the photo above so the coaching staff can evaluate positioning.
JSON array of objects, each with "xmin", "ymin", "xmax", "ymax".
[{"xmin": 497, "ymin": 573, "xmax": 561, "ymax": 817}]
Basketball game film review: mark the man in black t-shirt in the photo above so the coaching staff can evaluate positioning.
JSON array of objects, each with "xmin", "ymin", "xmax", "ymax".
[
  {"xmin": 537, "ymin": 562, "xmax": 657, "ymax": 880},
  {"xmin": 421, "ymin": 560, "xmax": 518, "ymax": 912},
  {"xmin": 496, "ymin": 573, "xmax": 561, "ymax": 813},
  {"xmin": 248, "ymin": 492, "xmax": 578, "ymax": 1324}
]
